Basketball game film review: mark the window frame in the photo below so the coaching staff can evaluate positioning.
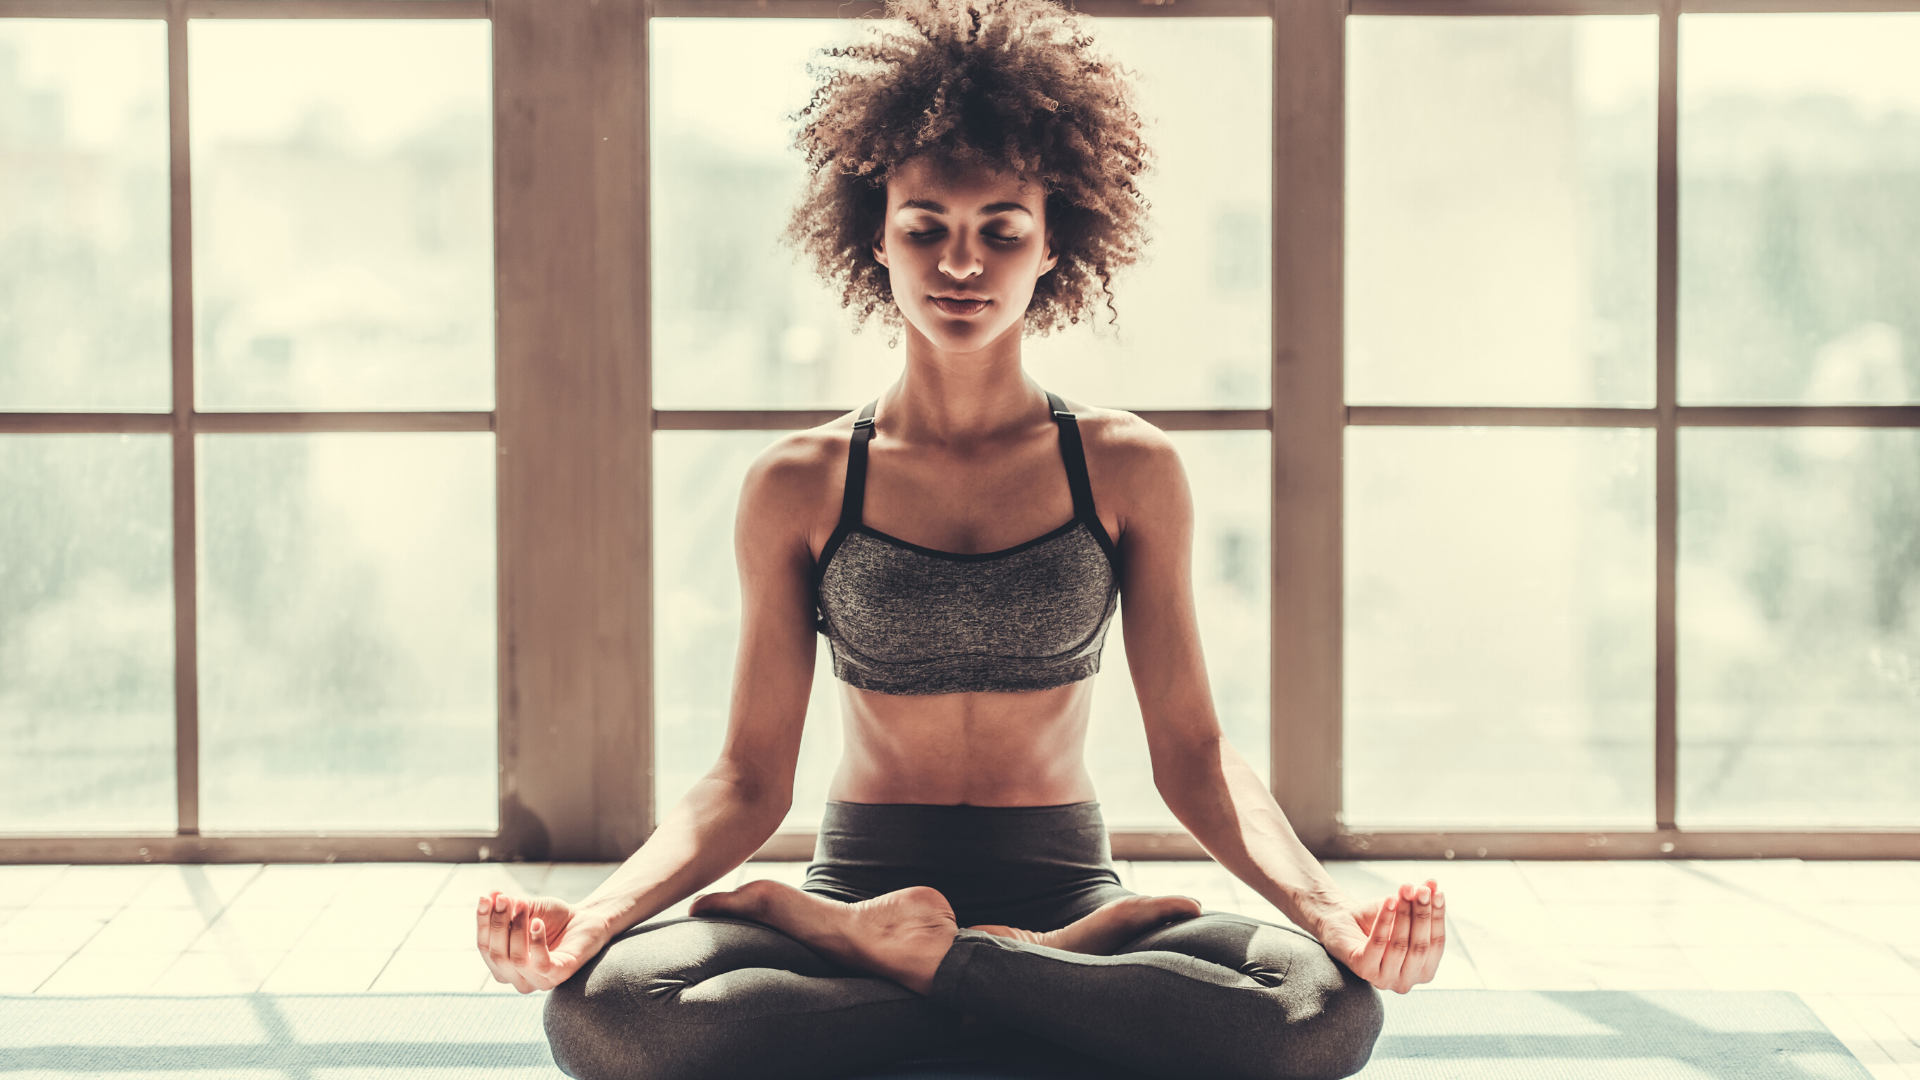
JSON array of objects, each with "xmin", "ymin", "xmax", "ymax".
[{"xmin": 2, "ymin": 0, "xmax": 1915, "ymax": 864}]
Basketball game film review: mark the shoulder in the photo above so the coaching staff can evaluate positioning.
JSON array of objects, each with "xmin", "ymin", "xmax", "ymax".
[
  {"xmin": 737, "ymin": 416, "xmax": 853, "ymax": 535},
  {"xmin": 1055, "ymin": 402, "xmax": 1188, "ymax": 540},
  {"xmin": 1062, "ymin": 403, "xmax": 1184, "ymax": 492}
]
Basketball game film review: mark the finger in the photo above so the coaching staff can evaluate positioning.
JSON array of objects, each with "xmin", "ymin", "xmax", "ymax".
[
  {"xmin": 485, "ymin": 892, "xmax": 512, "ymax": 977},
  {"xmin": 1425, "ymin": 887, "xmax": 1448, "ymax": 981},
  {"xmin": 1405, "ymin": 883, "xmax": 1435, "ymax": 987},
  {"xmin": 528, "ymin": 917, "xmax": 555, "ymax": 988},
  {"xmin": 507, "ymin": 900, "xmax": 530, "ymax": 967},
  {"xmin": 476, "ymin": 894, "xmax": 508, "ymax": 981},
  {"xmin": 475, "ymin": 893, "xmax": 495, "ymax": 969},
  {"xmin": 511, "ymin": 972, "xmax": 536, "ymax": 994},
  {"xmin": 1353, "ymin": 895, "xmax": 1396, "ymax": 977},
  {"xmin": 1382, "ymin": 886, "xmax": 1415, "ymax": 990},
  {"xmin": 488, "ymin": 892, "xmax": 511, "ymax": 961}
]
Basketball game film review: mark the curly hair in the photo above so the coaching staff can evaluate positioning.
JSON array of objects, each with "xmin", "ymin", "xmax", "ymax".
[{"xmin": 785, "ymin": 0, "xmax": 1152, "ymax": 335}]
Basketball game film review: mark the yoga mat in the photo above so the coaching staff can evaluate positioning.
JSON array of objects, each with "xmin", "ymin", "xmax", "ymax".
[{"xmin": 0, "ymin": 990, "xmax": 1870, "ymax": 1079}]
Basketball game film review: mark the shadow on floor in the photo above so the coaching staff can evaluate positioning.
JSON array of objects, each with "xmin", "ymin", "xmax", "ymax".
[{"xmin": 0, "ymin": 989, "xmax": 1869, "ymax": 1080}]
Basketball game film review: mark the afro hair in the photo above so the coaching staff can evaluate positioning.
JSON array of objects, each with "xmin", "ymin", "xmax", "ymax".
[{"xmin": 785, "ymin": 0, "xmax": 1152, "ymax": 335}]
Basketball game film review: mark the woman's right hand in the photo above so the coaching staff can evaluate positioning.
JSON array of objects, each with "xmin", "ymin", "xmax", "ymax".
[{"xmin": 477, "ymin": 890, "xmax": 608, "ymax": 993}]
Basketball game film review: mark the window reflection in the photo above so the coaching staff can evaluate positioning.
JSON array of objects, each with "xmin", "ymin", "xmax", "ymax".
[
  {"xmin": 1346, "ymin": 16, "xmax": 1658, "ymax": 407},
  {"xmin": 0, "ymin": 435, "xmax": 174, "ymax": 831},
  {"xmin": 197, "ymin": 433, "xmax": 497, "ymax": 832},
  {"xmin": 1679, "ymin": 429, "xmax": 1920, "ymax": 826},
  {"xmin": 190, "ymin": 20, "xmax": 494, "ymax": 411},
  {"xmin": 0, "ymin": 21, "xmax": 170, "ymax": 411},
  {"xmin": 1344, "ymin": 427, "xmax": 1655, "ymax": 828},
  {"xmin": 1679, "ymin": 13, "xmax": 1920, "ymax": 405}
]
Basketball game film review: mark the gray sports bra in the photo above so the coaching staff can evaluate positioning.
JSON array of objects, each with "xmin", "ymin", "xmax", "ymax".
[{"xmin": 813, "ymin": 392, "xmax": 1122, "ymax": 696}]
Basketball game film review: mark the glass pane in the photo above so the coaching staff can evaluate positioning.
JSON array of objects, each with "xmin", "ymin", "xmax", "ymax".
[
  {"xmin": 198, "ymin": 433, "xmax": 497, "ymax": 831},
  {"xmin": 1346, "ymin": 17, "xmax": 1657, "ymax": 406},
  {"xmin": 0, "ymin": 435, "xmax": 173, "ymax": 830},
  {"xmin": 1344, "ymin": 427, "xmax": 1654, "ymax": 828},
  {"xmin": 650, "ymin": 17, "xmax": 1270, "ymax": 410},
  {"xmin": 0, "ymin": 21, "xmax": 170, "ymax": 411},
  {"xmin": 189, "ymin": 21, "xmax": 493, "ymax": 411},
  {"xmin": 653, "ymin": 430, "xmax": 842, "ymax": 830},
  {"xmin": 1679, "ymin": 429, "xmax": 1920, "ymax": 826},
  {"xmin": 653, "ymin": 428, "xmax": 1268, "ymax": 830},
  {"xmin": 1091, "ymin": 431, "xmax": 1270, "ymax": 827},
  {"xmin": 1680, "ymin": 14, "xmax": 1920, "ymax": 405}
]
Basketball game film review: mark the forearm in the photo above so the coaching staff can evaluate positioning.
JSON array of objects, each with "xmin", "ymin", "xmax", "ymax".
[
  {"xmin": 572, "ymin": 773, "xmax": 788, "ymax": 939},
  {"xmin": 1156, "ymin": 738, "xmax": 1346, "ymax": 935}
]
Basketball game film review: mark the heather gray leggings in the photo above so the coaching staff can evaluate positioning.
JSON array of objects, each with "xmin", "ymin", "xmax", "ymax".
[{"xmin": 544, "ymin": 802, "xmax": 1383, "ymax": 1080}]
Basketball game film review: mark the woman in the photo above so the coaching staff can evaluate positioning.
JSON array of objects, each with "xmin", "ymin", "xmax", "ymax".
[{"xmin": 479, "ymin": 1, "xmax": 1444, "ymax": 1077}]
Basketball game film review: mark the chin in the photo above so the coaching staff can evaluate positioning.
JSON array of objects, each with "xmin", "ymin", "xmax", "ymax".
[{"xmin": 909, "ymin": 312, "xmax": 1021, "ymax": 355}]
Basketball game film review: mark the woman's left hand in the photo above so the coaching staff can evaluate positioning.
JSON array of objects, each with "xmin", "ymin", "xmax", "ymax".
[{"xmin": 1314, "ymin": 879, "xmax": 1445, "ymax": 994}]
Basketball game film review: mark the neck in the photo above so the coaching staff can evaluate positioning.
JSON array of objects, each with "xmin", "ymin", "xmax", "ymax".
[{"xmin": 883, "ymin": 319, "xmax": 1044, "ymax": 448}]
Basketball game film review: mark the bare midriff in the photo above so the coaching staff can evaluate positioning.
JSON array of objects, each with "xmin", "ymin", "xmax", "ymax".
[{"xmin": 826, "ymin": 677, "xmax": 1099, "ymax": 806}]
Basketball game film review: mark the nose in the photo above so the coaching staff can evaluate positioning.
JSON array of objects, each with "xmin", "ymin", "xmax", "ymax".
[{"xmin": 936, "ymin": 232, "xmax": 983, "ymax": 281}]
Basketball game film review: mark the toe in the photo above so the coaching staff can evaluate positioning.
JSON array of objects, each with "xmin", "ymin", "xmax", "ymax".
[{"xmin": 1162, "ymin": 895, "xmax": 1203, "ymax": 919}]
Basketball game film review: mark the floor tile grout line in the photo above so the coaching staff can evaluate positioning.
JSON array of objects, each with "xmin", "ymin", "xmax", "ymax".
[
  {"xmin": 1851, "ymin": 994, "xmax": 1920, "ymax": 1055},
  {"xmin": 1673, "ymin": 861, "xmax": 1912, "ymax": 957},
  {"xmin": 1845, "ymin": 997, "xmax": 1920, "ymax": 1072},
  {"xmin": 2, "ymin": 863, "xmax": 73, "ymax": 910},
  {"xmin": 360, "ymin": 862, "xmax": 462, "ymax": 990},
  {"xmin": 367, "ymin": 893, "xmax": 451, "ymax": 991},
  {"xmin": 31, "ymin": 864, "xmax": 169, "ymax": 994},
  {"xmin": 157, "ymin": 864, "xmax": 274, "ymax": 993},
  {"xmin": 1509, "ymin": 860, "xmax": 1556, "ymax": 909},
  {"xmin": 419, "ymin": 862, "xmax": 462, "ymax": 908},
  {"xmin": 431, "ymin": 862, "xmax": 552, "ymax": 993}
]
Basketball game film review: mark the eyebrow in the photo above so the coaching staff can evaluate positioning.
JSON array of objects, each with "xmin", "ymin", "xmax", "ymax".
[{"xmin": 899, "ymin": 198, "xmax": 1034, "ymax": 217}]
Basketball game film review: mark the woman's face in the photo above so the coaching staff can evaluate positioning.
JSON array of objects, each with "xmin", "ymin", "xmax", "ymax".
[{"xmin": 873, "ymin": 156, "xmax": 1058, "ymax": 356}]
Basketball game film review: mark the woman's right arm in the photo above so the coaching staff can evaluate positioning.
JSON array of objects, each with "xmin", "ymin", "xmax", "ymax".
[{"xmin": 477, "ymin": 434, "xmax": 833, "ymax": 992}]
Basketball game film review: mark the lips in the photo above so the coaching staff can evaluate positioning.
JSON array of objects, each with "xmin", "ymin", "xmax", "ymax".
[{"xmin": 930, "ymin": 296, "xmax": 991, "ymax": 317}]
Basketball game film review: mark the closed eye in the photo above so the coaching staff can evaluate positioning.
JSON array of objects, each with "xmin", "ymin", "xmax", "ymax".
[{"xmin": 903, "ymin": 229, "xmax": 1024, "ymax": 243}]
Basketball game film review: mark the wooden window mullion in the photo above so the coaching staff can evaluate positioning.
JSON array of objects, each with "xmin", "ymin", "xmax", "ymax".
[
  {"xmin": 167, "ymin": 0, "xmax": 200, "ymax": 838},
  {"xmin": 1653, "ymin": 0, "xmax": 1680, "ymax": 834}
]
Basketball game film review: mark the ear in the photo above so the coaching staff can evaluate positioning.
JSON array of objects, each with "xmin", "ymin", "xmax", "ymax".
[
  {"xmin": 872, "ymin": 226, "xmax": 890, "ymax": 269},
  {"xmin": 1038, "ymin": 227, "xmax": 1059, "ymax": 276}
]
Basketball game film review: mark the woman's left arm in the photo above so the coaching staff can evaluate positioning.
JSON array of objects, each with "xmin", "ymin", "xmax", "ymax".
[{"xmin": 1099, "ymin": 414, "xmax": 1444, "ymax": 994}]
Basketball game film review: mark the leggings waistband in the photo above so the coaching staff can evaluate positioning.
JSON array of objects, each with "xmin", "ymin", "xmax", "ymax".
[{"xmin": 803, "ymin": 801, "xmax": 1123, "ymax": 929}]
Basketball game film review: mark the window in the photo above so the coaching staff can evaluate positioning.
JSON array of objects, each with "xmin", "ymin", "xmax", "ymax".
[
  {"xmin": 1, "ymin": 10, "xmax": 498, "ymax": 851},
  {"xmin": 1337, "ymin": 3, "xmax": 1920, "ymax": 856},
  {"xmin": 4, "ymin": 0, "xmax": 1912, "ymax": 864},
  {"xmin": 1674, "ymin": 14, "xmax": 1920, "ymax": 828}
]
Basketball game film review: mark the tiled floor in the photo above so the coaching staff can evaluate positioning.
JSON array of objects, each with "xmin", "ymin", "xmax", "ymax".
[{"xmin": 1, "ymin": 858, "xmax": 1916, "ymax": 1076}]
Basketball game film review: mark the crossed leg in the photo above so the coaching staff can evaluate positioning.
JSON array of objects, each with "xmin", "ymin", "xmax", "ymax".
[
  {"xmin": 547, "ymin": 881, "xmax": 1382, "ymax": 1080},
  {"xmin": 688, "ymin": 878, "xmax": 1202, "ymax": 992}
]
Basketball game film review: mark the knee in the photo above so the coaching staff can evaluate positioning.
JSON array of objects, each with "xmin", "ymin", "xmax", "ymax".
[
  {"xmin": 545, "ymin": 936, "xmax": 701, "ymax": 1080},
  {"xmin": 544, "ymin": 954, "xmax": 648, "ymax": 1080},
  {"xmin": 543, "ymin": 916, "xmax": 838, "ymax": 1080},
  {"xmin": 1302, "ymin": 975, "xmax": 1385, "ymax": 1079},
  {"xmin": 1267, "ymin": 954, "xmax": 1385, "ymax": 1080}
]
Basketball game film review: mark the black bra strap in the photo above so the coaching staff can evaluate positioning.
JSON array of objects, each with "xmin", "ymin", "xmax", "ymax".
[
  {"xmin": 840, "ymin": 398, "xmax": 879, "ymax": 530},
  {"xmin": 1046, "ymin": 391, "xmax": 1119, "ymax": 562}
]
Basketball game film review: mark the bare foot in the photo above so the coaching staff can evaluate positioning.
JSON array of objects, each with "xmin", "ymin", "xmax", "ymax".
[
  {"xmin": 691, "ymin": 879, "xmax": 958, "ymax": 994},
  {"xmin": 968, "ymin": 894, "xmax": 1202, "ymax": 955}
]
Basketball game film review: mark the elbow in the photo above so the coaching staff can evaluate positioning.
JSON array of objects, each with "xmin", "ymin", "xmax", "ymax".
[
  {"xmin": 1151, "ymin": 738, "xmax": 1240, "ymax": 831},
  {"xmin": 705, "ymin": 759, "xmax": 795, "ymax": 821},
  {"xmin": 1149, "ymin": 734, "xmax": 1227, "ymax": 795}
]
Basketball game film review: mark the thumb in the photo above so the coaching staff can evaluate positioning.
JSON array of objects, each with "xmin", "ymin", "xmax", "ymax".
[{"xmin": 1318, "ymin": 918, "xmax": 1366, "ymax": 961}]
